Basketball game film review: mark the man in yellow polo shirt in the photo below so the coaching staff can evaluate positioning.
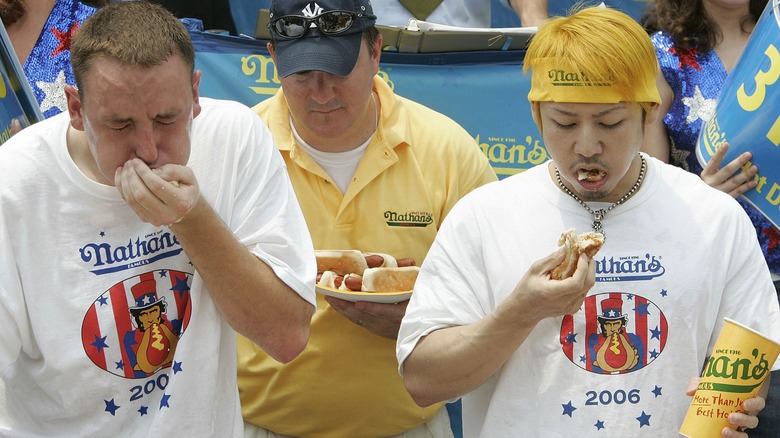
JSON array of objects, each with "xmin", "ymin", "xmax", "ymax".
[{"xmin": 236, "ymin": 0, "xmax": 497, "ymax": 437}]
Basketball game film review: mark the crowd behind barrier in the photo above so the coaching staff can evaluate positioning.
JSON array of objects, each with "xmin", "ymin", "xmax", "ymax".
[{"xmin": 228, "ymin": 0, "xmax": 649, "ymax": 36}]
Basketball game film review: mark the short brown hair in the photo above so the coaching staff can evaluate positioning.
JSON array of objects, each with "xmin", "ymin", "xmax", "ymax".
[{"xmin": 70, "ymin": 1, "xmax": 195, "ymax": 93}]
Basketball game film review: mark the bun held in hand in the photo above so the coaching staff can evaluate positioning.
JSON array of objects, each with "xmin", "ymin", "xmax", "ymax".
[{"xmin": 550, "ymin": 228, "xmax": 604, "ymax": 280}]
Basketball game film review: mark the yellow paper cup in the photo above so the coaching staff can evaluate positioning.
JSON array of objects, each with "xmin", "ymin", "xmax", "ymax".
[{"xmin": 680, "ymin": 318, "xmax": 780, "ymax": 437}]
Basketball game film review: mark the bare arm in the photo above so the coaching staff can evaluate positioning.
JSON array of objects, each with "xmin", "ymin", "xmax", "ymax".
[
  {"xmin": 115, "ymin": 159, "xmax": 314, "ymax": 363},
  {"xmin": 508, "ymin": 0, "xmax": 548, "ymax": 27},
  {"xmin": 169, "ymin": 197, "xmax": 314, "ymax": 363},
  {"xmin": 402, "ymin": 249, "xmax": 596, "ymax": 406}
]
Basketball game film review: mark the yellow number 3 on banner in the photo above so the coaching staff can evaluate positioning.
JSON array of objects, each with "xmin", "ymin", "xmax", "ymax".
[
  {"xmin": 737, "ymin": 44, "xmax": 780, "ymax": 146},
  {"xmin": 0, "ymin": 75, "xmax": 6, "ymax": 99}
]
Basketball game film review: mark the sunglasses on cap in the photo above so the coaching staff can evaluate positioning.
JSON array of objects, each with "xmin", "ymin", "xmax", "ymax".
[{"xmin": 268, "ymin": 10, "xmax": 376, "ymax": 39}]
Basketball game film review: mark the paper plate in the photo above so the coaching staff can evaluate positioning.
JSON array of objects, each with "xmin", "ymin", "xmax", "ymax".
[{"xmin": 315, "ymin": 285, "xmax": 412, "ymax": 304}]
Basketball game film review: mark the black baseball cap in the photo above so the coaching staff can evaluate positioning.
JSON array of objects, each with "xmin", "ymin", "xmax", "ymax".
[{"xmin": 268, "ymin": 0, "xmax": 377, "ymax": 77}]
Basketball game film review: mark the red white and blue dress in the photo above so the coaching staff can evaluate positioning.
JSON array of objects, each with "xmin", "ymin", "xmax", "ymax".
[
  {"xmin": 23, "ymin": 0, "xmax": 96, "ymax": 119},
  {"xmin": 652, "ymin": 30, "xmax": 780, "ymax": 278}
]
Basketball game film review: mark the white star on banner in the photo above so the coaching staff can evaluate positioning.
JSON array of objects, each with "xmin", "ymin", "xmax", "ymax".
[
  {"xmin": 682, "ymin": 85, "xmax": 717, "ymax": 125},
  {"xmin": 36, "ymin": 70, "xmax": 68, "ymax": 113}
]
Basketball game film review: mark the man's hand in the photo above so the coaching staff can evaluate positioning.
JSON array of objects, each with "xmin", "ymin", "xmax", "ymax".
[
  {"xmin": 685, "ymin": 377, "xmax": 766, "ymax": 437},
  {"xmin": 325, "ymin": 296, "xmax": 408, "ymax": 339},
  {"xmin": 10, "ymin": 118, "xmax": 23, "ymax": 136},
  {"xmin": 501, "ymin": 247, "xmax": 596, "ymax": 325},
  {"xmin": 114, "ymin": 158, "xmax": 199, "ymax": 227},
  {"xmin": 701, "ymin": 143, "xmax": 758, "ymax": 198}
]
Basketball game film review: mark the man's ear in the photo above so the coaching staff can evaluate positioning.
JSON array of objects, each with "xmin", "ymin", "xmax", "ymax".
[
  {"xmin": 267, "ymin": 41, "xmax": 276, "ymax": 61},
  {"xmin": 65, "ymin": 84, "xmax": 85, "ymax": 131},
  {"xmin": 530, "ymin": 101, "xmax": 543, "ymax": 135},
  {"xmin": 371, "ymin": 34, "xmax": 383, "ymax": 72},
  {"xmin": 192, "ymin": 70, "xmax": 202, "ymax": 118},
  {"xmin": 267, "ymin": 42, "xmax": 282, "ymax": 81},
  {"xmin": 645, "ymin": 102, "xmax": 660, "ymax": 125}
]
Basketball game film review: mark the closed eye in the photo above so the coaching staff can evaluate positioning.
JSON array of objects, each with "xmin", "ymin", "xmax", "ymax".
[
  {"xmin": 553, "ymin": 121, "xmax": 576, "ymax": 130},
  {"xmin": 600, "ymin": 120, "xmax": 624, "ymax": 129}
]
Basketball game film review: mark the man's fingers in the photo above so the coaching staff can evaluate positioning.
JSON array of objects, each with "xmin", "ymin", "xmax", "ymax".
[{"xmin": 537, "ymin": 247, "xmax": 566, "ymax": 276}]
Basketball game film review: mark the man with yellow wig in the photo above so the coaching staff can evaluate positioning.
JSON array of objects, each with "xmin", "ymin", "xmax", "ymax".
[{"xmin": 396, "ymin": 6, "xmax": 780, "ymax": 437}]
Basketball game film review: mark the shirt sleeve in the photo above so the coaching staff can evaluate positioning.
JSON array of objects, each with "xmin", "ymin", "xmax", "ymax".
[
  {"xmin": 216, "ymin": 102, "xmax": 317, "ymax": 308},
  {"xmin": 0, "ymin": 229, "xmax": 25, "ymax": 371},
  {"xmin": 397, "ymin": 194, "xmax": 492, "ymax": 372}
]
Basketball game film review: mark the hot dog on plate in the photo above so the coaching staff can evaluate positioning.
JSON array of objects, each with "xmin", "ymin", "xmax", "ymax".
[
  {"xmin": 315, "ymin": 250, "xmax": 418, "ymax": 292},
  {"xmin": 315, "ymin": 250, "xmax": 369, "ymax": 276},
  {"xmin": 361, "ymin": 266, "xmax": 419, "ymax": 292}
]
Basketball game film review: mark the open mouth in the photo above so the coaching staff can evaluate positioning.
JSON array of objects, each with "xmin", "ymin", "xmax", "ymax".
[{"xmin": 577, "ymin": 168, "xmax": 606, "ymax": 182}]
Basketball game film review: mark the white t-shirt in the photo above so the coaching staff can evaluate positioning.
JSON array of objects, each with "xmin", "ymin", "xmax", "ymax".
[
  {"xmin": 0, "ymin": 98, "xmax": 316, "ymax": 436},
  {"xmin": 397, "ymin": 155, "xmax": 780, "ymax": 437},
  {"xmin": 373, "ymin": 0, "xmax": 512, "ymax": 28}
]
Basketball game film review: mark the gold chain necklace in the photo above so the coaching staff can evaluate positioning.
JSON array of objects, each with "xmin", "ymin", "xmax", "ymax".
[{"xmin": 554, "ymin": 154, "xmax": 646, "ymax": 240}]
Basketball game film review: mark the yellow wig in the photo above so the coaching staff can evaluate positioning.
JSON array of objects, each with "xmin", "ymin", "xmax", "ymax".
[{"xmin": 524, "ymin": 6, "xmax": 660, "ymax": 114}]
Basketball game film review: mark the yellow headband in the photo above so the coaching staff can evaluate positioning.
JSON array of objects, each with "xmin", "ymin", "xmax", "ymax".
[{"xmin": 527, "ymin": 58, "xmax": 661, "ymax": 104}]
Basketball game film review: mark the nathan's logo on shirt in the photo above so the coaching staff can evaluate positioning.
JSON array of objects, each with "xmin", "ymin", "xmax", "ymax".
[
  {"xmin": 81, "ymin": 270, "xmax": 192, "ymax": 379},
  {"xmin": 561, "ymin": 292, "xmax": 668, "ymax": 375},
  {"xmin": 547, "ymin": 68, "xmax": 614, "ymax": 87},
  {"xmin": 596, "ymin": 253, "xmax": 666, "ymax": 282},
  {"xmin": 79, "ymin": 229, "xmax": 184, "ymax": 276},
  {"xmin": 384, "ymin": 210, "xmax": 433, "ymax": 227}
]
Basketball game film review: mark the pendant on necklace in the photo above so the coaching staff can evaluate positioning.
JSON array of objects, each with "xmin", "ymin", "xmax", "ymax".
[
  {"xmin": 591, "ymin": 210, "xmax": 607, "ymax": 239},
  {"xmin": 592, "ymin": 210, "xmax": 605, "ymax": 236}
]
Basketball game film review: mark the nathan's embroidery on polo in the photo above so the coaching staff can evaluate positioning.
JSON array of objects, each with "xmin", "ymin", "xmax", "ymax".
[{"xmin": 384, "ymin": 210, "xmax": 433, "ymax": 227}]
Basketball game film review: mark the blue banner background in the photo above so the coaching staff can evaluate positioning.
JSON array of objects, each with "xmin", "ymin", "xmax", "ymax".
[
  {"xmin": 0, "ymin": 21, "xmax": 45, "ymax": 145},
  {"xmin": 192, "ymin": 31, "xmax": 545, "ymax": 178}
]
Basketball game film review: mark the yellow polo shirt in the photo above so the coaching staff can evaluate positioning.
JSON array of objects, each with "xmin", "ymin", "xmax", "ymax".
[{"xmin": 238, "ymin": 77, "xmax": 497, "ymax": 438}]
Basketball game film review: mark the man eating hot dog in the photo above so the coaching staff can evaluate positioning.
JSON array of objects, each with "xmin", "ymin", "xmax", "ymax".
[{"xmin": 397, "ymin": 6, "xmax": 780, "ymax": 437}]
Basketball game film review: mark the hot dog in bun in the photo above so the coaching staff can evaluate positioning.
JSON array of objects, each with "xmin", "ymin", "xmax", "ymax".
[
  {"xmin": 315, "ymin": 250, "xmax": 369, "ymax": 276},
  {"xmin": 361, "ymin": 266, "xmax": 420, "ymax": 292},
  {"xmin": 550, "ymin": 228, "xmax": 604, "ymax": 280},
  {"xmin": 317, "ymin": 270, "xmax": 340, "ymax": 288}
]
